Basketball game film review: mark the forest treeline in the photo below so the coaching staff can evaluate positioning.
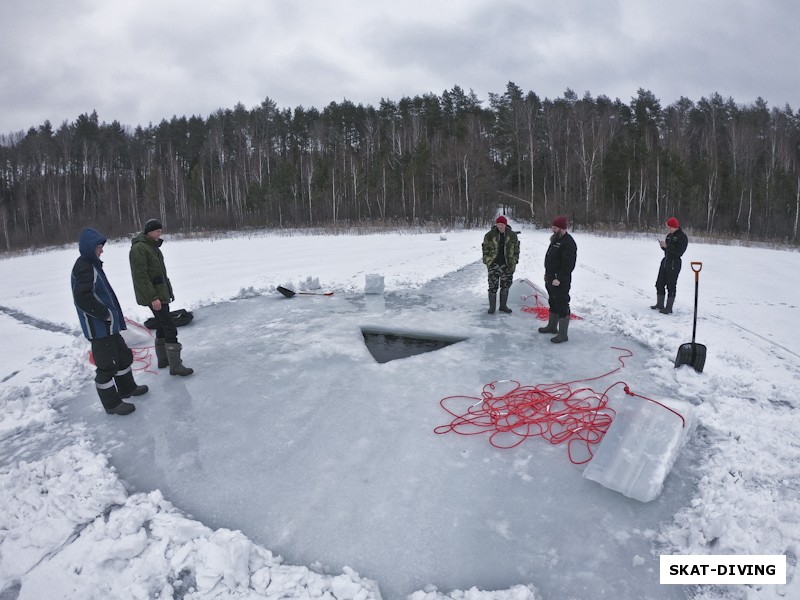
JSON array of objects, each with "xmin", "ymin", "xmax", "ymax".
[{"xmin": 1, "ymin": 82, "xmax": 798, "ymax": 251}]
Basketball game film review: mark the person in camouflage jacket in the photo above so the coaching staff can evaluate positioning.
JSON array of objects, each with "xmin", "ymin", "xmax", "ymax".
[{"xmin": 482, "ymin": 215, "xmax": 520, "ymax": 314}]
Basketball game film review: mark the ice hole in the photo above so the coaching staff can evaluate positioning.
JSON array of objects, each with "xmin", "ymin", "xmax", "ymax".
[{"xmin": 361, "ymin": 327, "xmax": 467, "ymax": 363}]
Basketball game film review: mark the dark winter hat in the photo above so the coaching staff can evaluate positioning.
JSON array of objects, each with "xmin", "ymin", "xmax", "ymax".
[
  {"xmin": 667, "ymin": 217, "xmax": 679, "ymax": 228},
  {"xmin": 495, "ymin": 215, "xmax": 508, "ymax": 224},
  {"xmin": 143, "ymin": 218, "xmax": 162, "ymax": 234},
  {"xmin": 552, "ymin": 215, "xmax": 568, "ymax": 230}
]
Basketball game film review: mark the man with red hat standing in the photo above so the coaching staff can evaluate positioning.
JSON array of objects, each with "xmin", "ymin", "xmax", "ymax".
[
  {"xmin": 538, "ymin": 216, "xmax": 577, "ymax": 343},
  {"xmin": 651, "ymin": 217, "xmax": 688, "ymax": 314},
  {"xmin": 482, "ymin": 215, "xmax": 520, "ymax": 314}
]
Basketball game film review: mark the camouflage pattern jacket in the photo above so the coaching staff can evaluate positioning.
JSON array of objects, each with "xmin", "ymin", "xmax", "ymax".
[{"xmin": 482, "ymin": 226, "xmax": 520, "ymax": 273}]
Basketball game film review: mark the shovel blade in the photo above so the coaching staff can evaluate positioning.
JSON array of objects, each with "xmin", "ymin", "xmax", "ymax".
[
  {"xmin": 674, "ymin": 342, "xmax": 707, "ymax": 373},
  {"xmin": 276, "ymin": 285, "xmax": 296, "ymax": 298}
]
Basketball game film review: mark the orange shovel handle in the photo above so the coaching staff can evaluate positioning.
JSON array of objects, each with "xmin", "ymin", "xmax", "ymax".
[{"xmin": 691, "ymin": 261, "xmax": 702, "ymax": 282}]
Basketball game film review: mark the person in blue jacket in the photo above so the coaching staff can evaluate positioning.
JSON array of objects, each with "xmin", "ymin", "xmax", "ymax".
[{"xmin": 71, "ymin": 228, "xmax": 148, "ymax": 415}]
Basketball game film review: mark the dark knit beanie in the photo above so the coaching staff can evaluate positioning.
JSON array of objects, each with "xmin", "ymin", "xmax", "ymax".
[
  {"xmin": 143, "ymin": 219, "xmax": 162, "ymax": 234},
  {"xmin": 552, "ymin": 215, "xmax": 568, "ymax": 230}
]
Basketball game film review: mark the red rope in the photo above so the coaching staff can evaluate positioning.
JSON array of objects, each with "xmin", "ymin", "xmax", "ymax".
[
  {"xmin": 434, "ymin": 347, "xmax": 684, "ymax": 464},
  {"xmin": 520, "ymin": 292, "xmax": 582, "ymax": 321},
  {"xmin": 124, "ymin": 317, "xmax": 158, "ymax": 375}
]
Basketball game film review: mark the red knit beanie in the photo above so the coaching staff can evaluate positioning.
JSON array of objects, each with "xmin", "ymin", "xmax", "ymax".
[
  {"xmin": 667, "ymin": 217, "xmax": 679, "ymax": 228},
  {"xmin": 495, "ymin": 215, "xmax": 508, "ymax": 224},
  {"xmin": 552, "ymin": 215, "xmax": 568, "ymax": 230}
]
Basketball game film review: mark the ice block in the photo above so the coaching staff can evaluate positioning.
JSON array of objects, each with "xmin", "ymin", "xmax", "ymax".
[{"xmin": 582, "ymin": 396, "xmax": 692, "ymax": 502}]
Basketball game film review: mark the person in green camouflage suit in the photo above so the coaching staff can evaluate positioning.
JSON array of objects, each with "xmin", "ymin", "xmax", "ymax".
[{"xmin": 482, "ymin": 216, "xmax": 520, "ymax": 314}]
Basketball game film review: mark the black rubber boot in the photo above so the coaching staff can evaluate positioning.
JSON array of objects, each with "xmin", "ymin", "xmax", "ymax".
[
  {"xmin": 498, "ymin": 289, "xmax": 512, "ymax": 313},
  {"xmin": 154, "ymin": 338, "xmax": 169, "ymax": 368},
  {"xmin": 106, "ymin": 401, "xmax": 136, "ymax": 415},
  {"xmin": 538, "ymin": 312, "xmax": 558, "ymax": 333},
  {"xmin": 97, "ymin": 380, "xmax": 135, "ymax": 415},
  {"xmin": 550, "ymin": 317, "xmax": 570, "ymax": 343},
  {"xmin": 650, "ymin": 294, "xmax": 665, "ymax": 310},
  {"xmin": 660, "ymin": 295, "xmax": 675, "ymax": 314},
  {"xmin": 488, "ymin": 292, "xmax": 496, "ymax": 314},
  {"xmin": 114, "ymin": 368, "xmax": 149, "ymax": 399},
  {"xmin": 165, "ymin": 342, "xmax": 194, "ymax": 376}
]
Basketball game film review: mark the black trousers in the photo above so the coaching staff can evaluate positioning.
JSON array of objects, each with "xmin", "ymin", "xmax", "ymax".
[
  {"xmin": 91, "ymin": 333, "xmax": 134, "ymax": 385},
  {"xmin": 655, "ymin": 257, "xmax": 682, "ymax": 297},
  {"xmin": 545, "ymin": 275, "xmax": 571, "ymax": 318},
  {"xmin": 150, "ymin": 303, "xmax": 179, "ymax": 343}
]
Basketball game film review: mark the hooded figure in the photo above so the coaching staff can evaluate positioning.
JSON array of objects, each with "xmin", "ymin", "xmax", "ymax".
[{"xmin": 71, "ymin": 228, "xmax": 148, "ymax": 415}]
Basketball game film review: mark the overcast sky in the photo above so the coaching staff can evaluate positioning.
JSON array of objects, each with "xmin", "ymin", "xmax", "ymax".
[{"xmin": 2, "ymin": 0, "xmax": 797, "ymax": 135}]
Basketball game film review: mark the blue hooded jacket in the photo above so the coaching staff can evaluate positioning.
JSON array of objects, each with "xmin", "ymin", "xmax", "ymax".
[{"xmin": 71, "ymin": 228, "xmax": 126, "ymax": 340}]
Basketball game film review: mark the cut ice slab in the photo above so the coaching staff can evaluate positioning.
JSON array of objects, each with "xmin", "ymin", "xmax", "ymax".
[{"xmin": 582, "ymin": 396, "xmax": 693, "ymax": 502}]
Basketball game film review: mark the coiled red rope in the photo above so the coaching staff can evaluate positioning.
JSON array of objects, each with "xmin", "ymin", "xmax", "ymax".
[
  {"xmin": 88, "ymin": 318, "xmax": 157, "ymax": 375},
  {"xmin": 434, "ymin": 347, "xmax": 684, "ymax": 464},
  {"xmin": 520, "ymin": 292, "xmax": 582, "ymax": 320},
  {"xmin": 124, "ymin": 317, "xmax": 158, "ymax": 374}
]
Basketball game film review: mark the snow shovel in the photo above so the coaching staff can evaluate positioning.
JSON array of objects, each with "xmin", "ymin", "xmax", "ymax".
[
  {"xmin": 276, "ymin": 285, "xmax": 333, "ymax": 298},
  {"xmin": 674, "ymin": 262, "xmax": 706, "ymax": 372}
]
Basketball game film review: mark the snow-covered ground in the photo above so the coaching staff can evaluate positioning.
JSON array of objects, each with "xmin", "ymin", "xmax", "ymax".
[{"xmin": 0, "ymin": 225, "xmax": 798, "ymax": 599}]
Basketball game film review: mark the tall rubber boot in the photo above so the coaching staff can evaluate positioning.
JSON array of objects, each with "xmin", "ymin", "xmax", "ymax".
[
  {"xmin": 114, "ymin": 366, "xmax": 149, "ymax": 399},
  {"xmin": 165, "ymin": 342, "xmax": 194, "ymax": 376},
  {"xmin": 96, "ymin": 379, "xmax": 135, "ymax": 415},
  {"xmin": 650, "ymin": 294, "xmax": 665, "ymax": 310},
  {"xmin": 550, "ymin": 316, "xmax": 570, "ymax": 343},
  {"xmin": 498, "ymin": 289, "xmax": 512, "ymax": 313},
  {"xmin": 538, "ymin": 311, "xmax": 558, "ymax": 334},
  {"xmin": 487, "ymin": 292, "xmax": 496, "ymax": 314},
  {"xmin": 154, "ymin": 338, "xmax": 169, "ymax": 368},
  {"xmin": 660, "ymin": 295, "xmax": 675, "ymax": 315}
]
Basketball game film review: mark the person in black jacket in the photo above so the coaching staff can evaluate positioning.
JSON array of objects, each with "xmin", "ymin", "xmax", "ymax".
[
  {"xmin": 538, "ymin": 216, "xmax": 577, "ymax": 343},
  {"xmin": 651, "ymin": 217, "xmax": 689, "ymax": 314},
  {"xmin": 71, "ymin": 228, "xmax": 148, "ymax": 415}
]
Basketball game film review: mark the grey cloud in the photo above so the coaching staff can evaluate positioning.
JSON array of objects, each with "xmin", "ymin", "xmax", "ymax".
[{"xmin": 1, "ymin": 0, "xmax": 798, "ymax": 134}]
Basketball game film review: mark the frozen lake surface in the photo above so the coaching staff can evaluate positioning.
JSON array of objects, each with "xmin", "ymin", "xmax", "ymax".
[{"xmin": 65, "ymin": 262, "xmax": 699, "ymax": 599}]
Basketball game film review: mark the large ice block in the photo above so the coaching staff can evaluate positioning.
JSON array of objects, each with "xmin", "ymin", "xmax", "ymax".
[{"xmin": 582, "ymin": 396, "xmax": 693, "ymax": 502}]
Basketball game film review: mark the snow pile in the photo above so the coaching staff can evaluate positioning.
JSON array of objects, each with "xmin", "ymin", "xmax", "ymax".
[{"xmin": 1, "ymin": 445, "xmax": 382, "ymax": 600}]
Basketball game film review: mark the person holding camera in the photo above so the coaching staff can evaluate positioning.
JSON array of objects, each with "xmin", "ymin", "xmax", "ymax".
[{"xmin": 651, "ymin": 217, "xmax": 689, "ymax": 314}]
